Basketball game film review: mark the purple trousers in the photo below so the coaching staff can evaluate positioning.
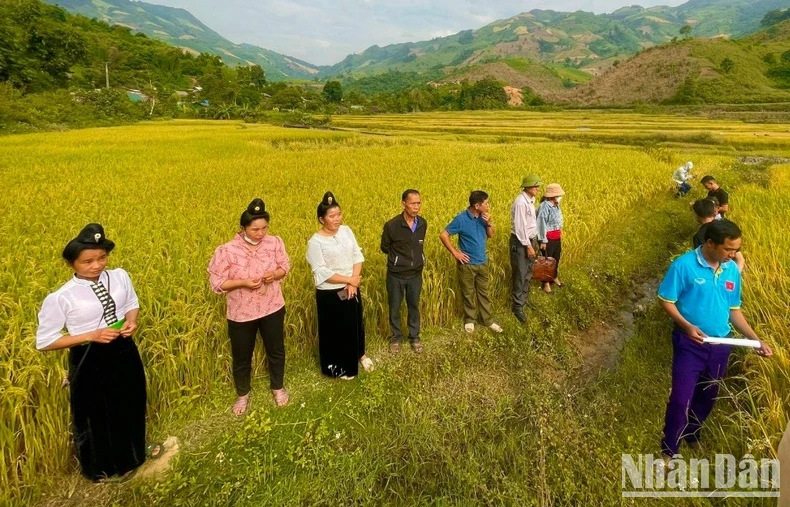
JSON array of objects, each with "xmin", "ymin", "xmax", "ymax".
[{"xmin": 661, "ymin": 329, "xmax": 732, "ymax": 456}]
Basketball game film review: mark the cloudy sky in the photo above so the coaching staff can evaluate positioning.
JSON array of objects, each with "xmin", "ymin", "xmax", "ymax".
[{"xmin": 152, "ymin": 0, "xmax": 689, "ymax": 65}]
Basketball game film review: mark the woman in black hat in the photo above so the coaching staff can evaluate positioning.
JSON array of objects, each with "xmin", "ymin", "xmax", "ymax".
[
  {"xmin": 208, "ymin": 198, "xmax": 291, "ymax": 414},
  {"xmin": 306, "ymin": 192, "xmax": 373, "ymax": 379},
  {"xmin": 36, "ymin": 224, "xmax": 148, "ymax": 481}
]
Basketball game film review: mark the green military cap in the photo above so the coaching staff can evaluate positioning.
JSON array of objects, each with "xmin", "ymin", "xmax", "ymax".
[{"xmin": 521, "ymin": 174, "xmax": 542, "ymax": 188}]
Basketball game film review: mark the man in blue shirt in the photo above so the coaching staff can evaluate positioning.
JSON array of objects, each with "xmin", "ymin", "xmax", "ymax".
[
  {"xmin": 657, "ymin": 220, "xmax": 772, "ymax": 461},
  {"xmin": 440, "ymin": 190, "xmax": 503, "ymax": 334}
]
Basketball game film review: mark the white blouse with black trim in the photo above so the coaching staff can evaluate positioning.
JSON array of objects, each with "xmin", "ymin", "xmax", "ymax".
[{"xmin": 36, "ymin": 268, "xmax": 140, "ymax": 350}]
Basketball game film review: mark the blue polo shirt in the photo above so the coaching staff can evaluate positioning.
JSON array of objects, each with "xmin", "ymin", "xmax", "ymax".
[
  {"xmin": 445, "ymin": 209, "xmax": 488, "ymax": 265},
  {"xmin": 657, "ymin": 247, "xmax": 742, "ymax": 337}
]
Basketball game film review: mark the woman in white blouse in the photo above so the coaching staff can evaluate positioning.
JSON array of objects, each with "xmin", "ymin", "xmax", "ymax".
[
  {"xmin": 36, "ymin": 224, "xmax": 148, "ymax": 481},
  {"xmin": 306, "ymin": 192, "xmax": 374, "ymax": 379}
]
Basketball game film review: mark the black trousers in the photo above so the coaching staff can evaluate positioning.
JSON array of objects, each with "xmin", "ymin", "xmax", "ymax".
[
  {"xmin": 545, "ymin": 238, "xmax": 562, "ymax": 278},
  {"xmin": 386, "ymin": 271, "xmax": 422, "ymax": 343},
  {"xmin": 227, "ymin": 306, "xmax": 286, "ymax": 395},
  {"xmin": 69, "ymin": 337, "xmax": 146, "ymax": 481},
  {"xmin": 316, "ymin": 287, "xmax": 365, "ymax": 378}
]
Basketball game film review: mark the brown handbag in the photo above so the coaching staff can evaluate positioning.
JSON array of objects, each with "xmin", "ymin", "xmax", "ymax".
[{"xmin": 532, "ymin": 256, "xmax": 557, "ymax": 283}]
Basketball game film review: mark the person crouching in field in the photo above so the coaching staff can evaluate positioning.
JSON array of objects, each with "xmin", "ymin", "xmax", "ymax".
[
  {"xmin": 36, "ymin": 224, "xmax": 148, "ymax": 481},
  {"xmin": 692, "ymin": 198, "xmax": 744, "ymax": 272},
  {"xmin": 381, "ymin": 189, "xmax": 427, "ymax": 354},
  {"xmin": 208, "ymin": 198, "xmax": 290, "ymax": 413},
  {"xmin": 537, "ymin": 183, "xmax": 565, "ymax": 293},
  {"xmin": 440, "ymin": 190, "xmax": 503, "ymax": 334},
  {"xmin": 509, "ymin": 174, "xmax": 541, "ymax": 323},
  {"xmin": 672, "ymin": 161, "xmax": 694, "ymax": 197},
  {"xmin": 306, "ymin": 191, "xmax": 374, "ymax": 379},
  {"xmin": 657, "ymin": 219, "xmax": 772, "ymax": 463}
]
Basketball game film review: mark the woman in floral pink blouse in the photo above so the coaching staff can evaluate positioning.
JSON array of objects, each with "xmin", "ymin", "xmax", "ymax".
[{"xmin": 208, "ymin": 198, "xmax": 290, "ymax": 414}]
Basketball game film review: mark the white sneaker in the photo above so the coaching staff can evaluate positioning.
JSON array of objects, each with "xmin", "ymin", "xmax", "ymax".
[
  {"xmin": 464, "ymin": 323, "xmax": 475, "ymax": 333},
  {"xmin": 489, "ymin": 323, "xmax": 503, "ymax": 333}
]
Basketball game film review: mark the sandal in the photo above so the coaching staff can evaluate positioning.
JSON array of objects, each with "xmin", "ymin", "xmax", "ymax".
[
  {"xmin": 411, "ymin": 341, "xmax": 424, "ymax": 354},
  {"xmin": 360, "ymin": 356, "xmax": 374, "ymax": 372},
  {"xmin": 232, "ymin": 394, "xmax": 250, "ymax": 416},
  {"xmin": 272, "ymin": 388, "xmax": 289, "ymax": 407},
  {"xmin": 146, "ymin": 442, "xmax": 164, "ymax": 460}
]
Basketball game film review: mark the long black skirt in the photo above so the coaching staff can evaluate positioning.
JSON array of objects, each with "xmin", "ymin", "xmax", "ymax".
[
  {"xmin": 68, "ymin": 337, "xmax": 147, "ymax": 481},
  {"xmin": 316, "ymin": 288, "xmax": 365, "ymax": 378}
]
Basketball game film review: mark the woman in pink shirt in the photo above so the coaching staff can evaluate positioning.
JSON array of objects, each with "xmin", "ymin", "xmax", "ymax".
[{"xmin": 208, "ymin": 198, "xmax": 291, "ymax": 414}]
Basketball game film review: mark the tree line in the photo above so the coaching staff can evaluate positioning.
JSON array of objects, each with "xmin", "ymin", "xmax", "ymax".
[{"xmin": 0, "ymin": 0, "xmax": 545, "ymax": 134}]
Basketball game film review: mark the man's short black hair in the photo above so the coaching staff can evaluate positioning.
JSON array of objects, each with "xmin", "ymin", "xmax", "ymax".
[
  {"xmin": 705, "ymin": 219, "xmax": 741, "ymax": 246},
  {"xmin": 401, "ymin": 189, "xmax": 420, "ymax": 202},
  {"xmin": 469, "ymin": 190, "xmax": 489, "ymax": 207},
  {"xmin": 692, "ymin": 199, "xmax": 716, "ymax": 219},
  {"xmin": 700, "ymin": 175, "xmax": 716, "ymax": 184}
]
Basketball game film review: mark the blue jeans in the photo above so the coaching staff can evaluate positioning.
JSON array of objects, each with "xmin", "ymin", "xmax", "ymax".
[{"xmin": 678, "ymin": 182, "xmax": 692, "ymax": 196}]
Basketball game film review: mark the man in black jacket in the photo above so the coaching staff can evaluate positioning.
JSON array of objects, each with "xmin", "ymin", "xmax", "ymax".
[{"xmin": 381, "ymin": 189, "xmax": 427, "ymax": 354}]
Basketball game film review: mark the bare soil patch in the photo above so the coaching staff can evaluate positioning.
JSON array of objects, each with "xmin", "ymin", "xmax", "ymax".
[{"xmin": 569, "ymin": 280, "xmax": 658, "ymax": 381}]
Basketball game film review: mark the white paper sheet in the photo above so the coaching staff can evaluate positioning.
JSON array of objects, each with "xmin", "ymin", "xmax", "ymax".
[{"xmin": 702, "ymin": 337, "xmax": 762, "ymax": 348}]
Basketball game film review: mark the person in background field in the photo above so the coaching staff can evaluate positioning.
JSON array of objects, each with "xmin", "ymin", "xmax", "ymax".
[
  {"xmin": 701, "ymin": 175, "xmax": 729, "ymax": 217},
  {"xmin": 208, "ymin": 198, "xmax": 291, "ymax": 414},
  {"xmin": 381, "ymin": 189, "xmax": 427, "ymax": 354},
  {"xmin": 691, "ymin": 198, "xmax": 745, "ymax": 273},
  {"xmin": 440, "ymin": 190, "xmax": 503, "ymax": 334},
  {"xmin": 691, "ymin": 198, "xmax": 717, "ymax": 249},
  {"xmin": 536, "ymin": 183, "xmax": 566, "ymax": 294},
  {"xmin": 306, "ymin": 191, "xmax": 374, "ymax": 379},
  {"xmin": 509, "ymin": 174, "xmax": 541, "ymax": 323},
  {"xmin": 672, "ymin": 161, "xmax": 694, "ymax": 197},
  {"xmin": 36, "ymin": 224, "xmax": 150, "ymax": 481},
  {"xmin": 657, "ymin": 219, "xmax": 772, "ymax": 464},
  {"xmin": 705, "ymin": 196, "xmax": 723, "ymax": 220}
]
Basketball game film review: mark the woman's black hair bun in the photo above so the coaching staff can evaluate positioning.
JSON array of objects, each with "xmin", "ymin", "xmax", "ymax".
[
  {"xmin": 321, "ymin": 191, "xmax": 337, "ymax": 207},
  {"xmin": 246, "ymin": 198, "xmax": 266, "ymax": 217}
]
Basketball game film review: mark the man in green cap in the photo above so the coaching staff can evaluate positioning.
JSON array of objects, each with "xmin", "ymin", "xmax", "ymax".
[{"xmin": 509, "ymin": 174, "xmax": 542, "ymax": 322}]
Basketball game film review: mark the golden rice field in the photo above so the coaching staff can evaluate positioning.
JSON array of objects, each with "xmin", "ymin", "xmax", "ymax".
[
  {"xmin": 1, "ymin": 112, "xmax": 788, "ymax": 504},
  {"xmin": 332, "ymin": 111, "xmax": 790, "ymax": 153},
  {"xmin": 724, "ymin": 163, "xmax": 790, "ymax": 449}
]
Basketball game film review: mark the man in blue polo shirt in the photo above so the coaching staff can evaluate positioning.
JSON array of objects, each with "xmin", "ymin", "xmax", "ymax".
[
  {"xmin": 440, "ymin": 190, "xmax": 503, "ymax": 334},
  {"xmin": 657, "ymin": 220, "xmax": 772, "ymax": 461}
]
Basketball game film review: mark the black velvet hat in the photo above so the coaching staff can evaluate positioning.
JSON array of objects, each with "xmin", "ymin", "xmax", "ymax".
[{"xmin": 62, "ymin": 223, "xmax": 116, "ymax": 262}]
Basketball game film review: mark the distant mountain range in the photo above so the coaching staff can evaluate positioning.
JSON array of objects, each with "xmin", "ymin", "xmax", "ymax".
[
  {"xmin": 326, "ymin": 0, "xmax": 790, "ymax": 78},
  {"xmin": 46, "ymin": 0, "xmax": 790, "ymax": 83},
  {"xmin": 44, "ymin": 0, "xmax": 322, "ymax": 80},
  {"xmin": 557, "ymin": 17, "xmax": 790, "ymax": 106}
]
